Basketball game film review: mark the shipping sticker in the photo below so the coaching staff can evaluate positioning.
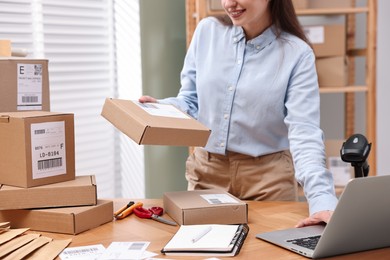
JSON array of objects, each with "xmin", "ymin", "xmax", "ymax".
[
  {"xmin": 303, "ymin": 26, "xmax": 325, "ymax": 44},
  {"xmin": 31, "ymin": 121, "xmax": 67, "ymax": 179},
  {"xmin": 329, "ymin": 156, "xmax": 351, "ymax": 187},
  {"xmin": 134, "ymin": 101, "xmax": 190, "ymax": 119},
  {"xmin": 200, "ymin": 194, "xmax": 239, "ymax": 205},
  {"xmin": 17, "ymin": 63, "xmax": 43, "ymax": 110}
]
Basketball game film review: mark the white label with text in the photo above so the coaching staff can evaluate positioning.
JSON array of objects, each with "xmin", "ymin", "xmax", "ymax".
[
  {"xmin": 31, "ymin": 121, "xmax": 66, "ymax": 179},
  {"xmin": 17, "ymin": 63, "xmax": 43, "ymax": 110}
]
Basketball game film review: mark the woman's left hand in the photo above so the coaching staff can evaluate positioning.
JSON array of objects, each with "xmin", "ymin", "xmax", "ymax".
[{"xmin": 295, "ymin": 210, "xmax": 333, "ymax": 228}]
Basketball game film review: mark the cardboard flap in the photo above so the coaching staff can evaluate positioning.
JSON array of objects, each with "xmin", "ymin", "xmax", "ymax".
[{"xmin": 0, "ymin": 116, "xmax": 9, "ymax": 123}]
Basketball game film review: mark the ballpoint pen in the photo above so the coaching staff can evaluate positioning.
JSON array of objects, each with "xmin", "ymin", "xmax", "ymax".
[
  {"xmin": 115, "ymin": 202, "xmax": 143, "ymax": 220},
  {"xmin": 191, "ymin": 226, "xmax": 212, "ymax": 243}
]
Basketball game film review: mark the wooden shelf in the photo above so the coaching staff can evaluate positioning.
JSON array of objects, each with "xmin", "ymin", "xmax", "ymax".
[
  {"xmin": 319, "ymin": 86, "xmax": 368, "ymax": 94},
  {"xmin": 296, "ymin": 7, "xmax": 368, "ymax": 16}
]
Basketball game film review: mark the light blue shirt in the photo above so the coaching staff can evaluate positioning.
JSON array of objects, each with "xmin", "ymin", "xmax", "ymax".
[{"xmin": 160, "ymin": 17, "xmax": 338, "ymax": 215}]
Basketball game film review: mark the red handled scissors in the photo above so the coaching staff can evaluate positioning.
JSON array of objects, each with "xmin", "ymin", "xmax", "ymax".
[{"xmin": 133, "ymin": 206, "xmax": 177, "ymax": 226}]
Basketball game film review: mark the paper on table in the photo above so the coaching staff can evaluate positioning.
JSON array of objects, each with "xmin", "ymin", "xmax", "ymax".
[{"xmin": 163, "ymin": 224, "xmax": 240, "ymax": 251}]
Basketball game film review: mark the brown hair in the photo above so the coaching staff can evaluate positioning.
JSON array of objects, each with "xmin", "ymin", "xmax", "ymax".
[{"xmin": 215, "ymin": 0, "xmax": 309, "ymax": 45}]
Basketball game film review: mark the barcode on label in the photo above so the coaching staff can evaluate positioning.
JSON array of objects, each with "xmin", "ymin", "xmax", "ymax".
[
  {"xmin": 63, "ymin": 247, "xmax": 99, "ymax": 255},
  {"xmin": 34, "ymin": 129, "xmax": 45, "ymax": 135},
  {"xmin": 22, "ymin": 96, "xmax": 38, "ymax": 103},
  {"xmin": 38, "ymin": 158, "xmax": 62, "ymax": 170},
  {"xmin": 128, "ymin": 242, "xmax": 147, "ymax": 250},
  {"xmin": 209, "ymin": 198, "xmax": 222, "ymax": 204}
]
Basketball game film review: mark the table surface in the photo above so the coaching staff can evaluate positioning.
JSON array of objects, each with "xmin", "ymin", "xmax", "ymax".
[{"xmin": 35, "ymin": 199, "xmax": 390, "ymax": 259}]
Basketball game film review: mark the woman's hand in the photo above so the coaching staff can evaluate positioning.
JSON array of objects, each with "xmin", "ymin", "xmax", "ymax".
[
  {"xmin": 139, "ymin": 95, "xmax": 157, "ymax": 103},
  {"xmin": 295, "ymin": 210, "xmax": 333, "ymax": 228}
]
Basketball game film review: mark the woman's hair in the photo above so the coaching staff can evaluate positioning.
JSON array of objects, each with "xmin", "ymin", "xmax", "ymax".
[{"xmin": 215, "ymin": 0, "xmax": 309, "ymax": 44}]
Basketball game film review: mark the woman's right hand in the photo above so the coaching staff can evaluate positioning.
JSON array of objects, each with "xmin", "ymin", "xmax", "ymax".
[{"xmin": 138, "ymin": 95, "xmax": 157, "ymax": 103}]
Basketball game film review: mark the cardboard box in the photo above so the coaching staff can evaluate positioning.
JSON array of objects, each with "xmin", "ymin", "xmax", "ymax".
[
  {"xmin": 0, "ymin": 58, "xmax": 50, "ymax": 112},
  {"xmin": 101, "ymin": 98, "xmax": 211, "ymax": 147},
  {"xmin": 0, "ymin": 175, "xmax": 97, "ymax": 210},
  {"xmin": 304, "ymin": 24, "xmax": 346, "ymax": 58},
  {"xmin": 0, "ymin": 200, "xmax": 112, "ymax": 234},
  {"xmin": 163, "ymin": 189, "xmax": 248, "ymax": 225},
  {"xmin": 292, "ymin": 0, "xmax": 309, "ymax": 9},
  {"xmin": 0, "ymin": 111, "xmax": 75, "ymax": 188},
  {"xmin": 209, "ymin": 0, "xmax": 223, "ymax": 10},
  {"xmin": 0, "ymin": 40, "xmax": 11, "ymax": 56},
  {"xmin": 325, "ymin": 140, "xmax": 353, "ymax": 187},
  {"xmin": 316, "ymin": 56, "xmax": 348, "ymax": 87}
]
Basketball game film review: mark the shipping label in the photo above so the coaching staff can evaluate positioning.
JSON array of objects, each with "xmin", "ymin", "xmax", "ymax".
[
  {"xmin": 135, "ymin": 101, "xmax": 190, "ymax": 119},
  {"xmin": 17, "ymin": 63, "xmax": 43, "ymax": 110},
  {"xmin": 31, "ymin": 121, "xmax": 67, "ymax": 179},
  {"xmin": 303, "ymin": 26, "xmax": 325, "ymax": 44}
]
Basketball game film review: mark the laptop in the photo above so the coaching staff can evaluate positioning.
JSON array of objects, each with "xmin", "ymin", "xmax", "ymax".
[{"xmin": 256, "ymin": 175, "xmax": 390, "ymax": 258}]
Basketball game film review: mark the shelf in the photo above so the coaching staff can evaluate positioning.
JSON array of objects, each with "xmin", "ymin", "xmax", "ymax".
[
  {"xmin": 319, "ymin": 86, "xmax": 368, "ymax": 94},
  {"xmin": 296, "ymin": 7, "xmax": 369, "ymax": 16}
]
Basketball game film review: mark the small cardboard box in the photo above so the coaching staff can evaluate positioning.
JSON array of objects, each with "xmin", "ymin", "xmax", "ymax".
[
  {"xmin": 292, "ymin": 0, "xmax": 309, "ymax": 9},
  {"xmin": 304, "ymin": 24, "xmax": 346, "ymax": 58},
  {"xmin": 101, "ymin": 98, "xmax": 211, "ymax": 147},
  {"xmin": 325, "ymin": 140, "xmax": 353, "ymax": 187},
  {"xmin": 0, "ymin": 111, "xmax": 75, "ymax": 188},
  {"xmin": 163, "ymin": 189, "xmax": 248, "ymax": 225},
  {"xmin": 0, "ymin": 200, "xmax": 113, "ymax": 235},
  {"xmin": 316, "ymin": 56, "xmax": 348, "ymax": 87},
  {"xmin": 0, "ymin": 175, "xmax": 97, "ymax": 210},
  {"xmin": 0, "ymin": 58, "xmax": 50, "ymax": 112}
]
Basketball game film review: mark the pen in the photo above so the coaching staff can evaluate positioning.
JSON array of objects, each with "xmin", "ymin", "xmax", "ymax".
[
  {"xmin": 115, "ymin": 202, "xmax": 143, "ymax": 219},
  {"xmin": 191, "ymin": 226, "xmax": 212, "ymax": 243}
]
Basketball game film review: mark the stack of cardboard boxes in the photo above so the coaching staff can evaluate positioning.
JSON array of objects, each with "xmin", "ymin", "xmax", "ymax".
[
  {"xmin": 293, "ymin": 0, "xmax": 352, "ymax": 87},
  {"xmin": 0, "ymin": 48, "xmax": 113, "ymax": 235}
]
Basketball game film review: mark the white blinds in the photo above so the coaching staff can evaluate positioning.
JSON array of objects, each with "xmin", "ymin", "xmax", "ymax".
[
  {"xmin": 0, "ymin": 0, "xmax": 144, "ymax": 198},
  {"xmin": 0, "ymin": 0, "xmax": 33, "ymax": 50},
  {"xmin": 41, "ymin": 0, "xmax": 116, "ymax": 198}
]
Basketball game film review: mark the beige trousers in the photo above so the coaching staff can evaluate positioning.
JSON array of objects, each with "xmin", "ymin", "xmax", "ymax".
[{"xmin": 186, "ymin": 147, "xmax": 298, "ymax": 201}]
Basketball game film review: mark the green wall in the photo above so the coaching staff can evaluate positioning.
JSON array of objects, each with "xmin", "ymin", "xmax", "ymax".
[{"xmin": 140, "ymin": 0, "xmax": 189, "ymax": 198}]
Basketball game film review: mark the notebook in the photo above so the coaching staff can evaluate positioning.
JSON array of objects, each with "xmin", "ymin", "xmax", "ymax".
[
  {"xmin": 256, "ymin": 175, "xmax": 390, "ymax": 258},
  {"xmin": 161, "ymin": 223, "xmax": 249, "ymax": 256}
]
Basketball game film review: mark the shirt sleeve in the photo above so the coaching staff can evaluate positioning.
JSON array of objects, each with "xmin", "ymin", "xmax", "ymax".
[{"xmin": 284, "ymin": 48, "xmax": 338, "ymax": 215}]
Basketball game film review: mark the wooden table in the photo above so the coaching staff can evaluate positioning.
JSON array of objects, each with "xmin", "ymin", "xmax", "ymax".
[{"xmin": 37, "ymin": 199, "xmax": 390, "ymax": 259}]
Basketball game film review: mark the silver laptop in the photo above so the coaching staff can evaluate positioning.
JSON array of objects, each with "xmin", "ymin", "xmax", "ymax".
[{"xmin": 256, "ymin": 175, "xmax": 390, "ymax": 258}]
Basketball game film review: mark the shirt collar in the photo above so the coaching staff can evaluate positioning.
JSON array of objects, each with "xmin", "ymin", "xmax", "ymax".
[{"xmin": 232, "ymin": 25, "xmax": 277, "ymax": 53}]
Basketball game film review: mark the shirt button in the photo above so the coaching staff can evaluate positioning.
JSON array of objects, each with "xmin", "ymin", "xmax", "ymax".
[
  {"xmin": 228, "ymin": 85, "xmax": 234, "ymax": 91},
  {"xmin": 224, "ymin": 114, "xmax": 229, "ymax": 119},
  {"xmin": 237, "ymin": 59, "xmax": 241, "ymax": 65},
  {"xmin": 220, "ymin": 142, "xmax": 225, "ymax": 147},
  {"xmin": 256, "ymin": 45, "xmax": 261, "ymax": 50},
  {"xmin": 233, "ymin": 37, "xmax": 238, "ymax": 42}
]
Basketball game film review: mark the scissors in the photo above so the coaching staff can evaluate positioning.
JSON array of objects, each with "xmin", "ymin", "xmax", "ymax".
[{"xmin": 133, "ymin": 206, "xmax": 177, "ymax": 226}]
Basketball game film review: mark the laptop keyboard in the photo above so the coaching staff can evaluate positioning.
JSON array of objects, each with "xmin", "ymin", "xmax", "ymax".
[{"xmin": 286, "ymin": 235, "xmax": 321, "ymax": 250}]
